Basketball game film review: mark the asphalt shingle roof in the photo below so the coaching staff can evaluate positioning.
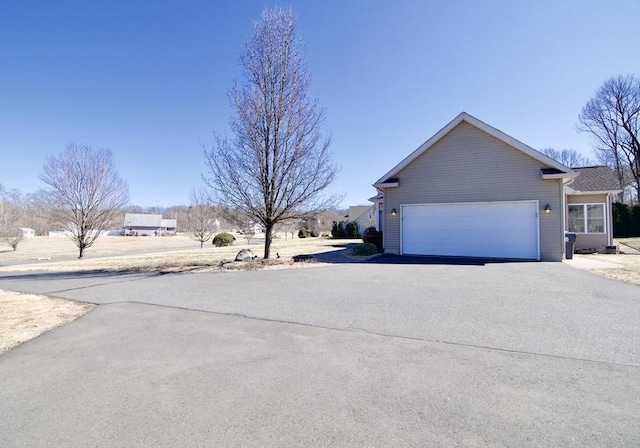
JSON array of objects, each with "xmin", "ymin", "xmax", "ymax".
[{"xmin": 569, "ymin": 166, "xmax": 621, "ymax": 192}]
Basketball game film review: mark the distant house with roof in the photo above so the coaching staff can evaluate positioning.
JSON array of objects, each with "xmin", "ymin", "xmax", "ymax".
[
  {"xmin": 565, "ymin": 166, "xmax": 622, "ymax": 252},
  {"xmin": 19, "ymin": 228, "xmax": 35, "ymax": 238},
  {"xmin": 123, "ymin": 214, "xmax": 177, "ymax": 236},
  {"xmin": 345, "ymin": 205, "xmax": 376, "ymax": 234}
]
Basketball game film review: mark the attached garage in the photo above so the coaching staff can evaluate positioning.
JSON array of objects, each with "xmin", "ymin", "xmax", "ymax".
[
  {"xmin": 370, "ymin": 113, "xmax": 577, "ymax": 261},
  {"xmin": 401, "ymin": 201, "xmax": 539, "ymax": 260}
]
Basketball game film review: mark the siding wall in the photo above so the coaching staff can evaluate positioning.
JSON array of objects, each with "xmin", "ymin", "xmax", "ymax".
[
  {"xmin": 382, "ymin": 122, "xmax": 565, "ymax": 261},
  {"xmin": 566, "ymin": 193, "xmax": 609, "ymax": 250}
]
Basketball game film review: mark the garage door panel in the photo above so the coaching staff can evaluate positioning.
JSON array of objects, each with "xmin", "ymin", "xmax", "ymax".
[{"xmin": 401, "ymin": 201, "xmax": 538, "ymax": 260}]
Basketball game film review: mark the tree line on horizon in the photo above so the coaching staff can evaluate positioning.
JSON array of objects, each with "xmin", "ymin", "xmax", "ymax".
[
  {"xmin": 0, "ymin": 180, "xmax": 348, "ymax": 251},
  {"xmin": 1, "ymin": 8, "xmax": 638, "ymax": 258}
]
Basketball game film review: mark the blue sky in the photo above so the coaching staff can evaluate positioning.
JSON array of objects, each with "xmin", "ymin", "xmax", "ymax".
[{"xmin": 1, "ymin": 0, "xmax": 639, "ymax": 208}]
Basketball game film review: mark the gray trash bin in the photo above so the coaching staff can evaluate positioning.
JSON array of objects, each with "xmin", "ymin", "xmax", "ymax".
[{"xmin": 565, "ymin": 232, "xmax": 577, "ymax": 259}]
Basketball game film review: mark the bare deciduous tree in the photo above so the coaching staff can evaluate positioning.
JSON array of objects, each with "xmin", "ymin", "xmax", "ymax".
[
  {"xmin": 203, "ymin": 7, "xmax": 339, "ymax": 259},
  {"xmin": 579, "ymin": 74, "xmax": 640, "ymax": 202},
  {"xmin": 187, "ymin": 187, "xmax": 219, "ymax": 248},
  {"xmin": 0, "ymin": 185, "xmax": 26, "ymax": 250},
  {"xmin": 40, "ymin": 143, "xmax": 129, "ymax": 258},
  {"xmin": 541, "ymin": 148, "xmax": 592, "ymax": 168}
]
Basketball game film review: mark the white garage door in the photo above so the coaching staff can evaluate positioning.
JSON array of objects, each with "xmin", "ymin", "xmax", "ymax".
[{"xmin": 401, "ymin": 201, "xmax": 539, "ymax": 260}]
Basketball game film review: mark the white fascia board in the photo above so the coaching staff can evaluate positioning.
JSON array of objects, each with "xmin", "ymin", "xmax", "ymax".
[
  {"xmin": 542, "ymin": 173, "xmax": 575, "ymax": 180},
  {"xmin": 465, "ymin": 114, "xmax": 576, "ymax": 175},
  {"xmin": 567, "ymin": 189, "xmax": 623, "ymax": 195},
  {"xmin": 373, "ymin": 112, "xmax": 576, "ymax": 185},
  {"xmin": 373, "ymin": 112, "xmax": 468, "ymax": 185},
  {"xmin": 373, "ymin": 181, "xmax": 398, "ymax": 189}
]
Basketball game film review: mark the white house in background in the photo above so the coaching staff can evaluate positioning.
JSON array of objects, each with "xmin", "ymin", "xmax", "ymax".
[
  {"xmin": 19, "ymin": 228, "xmax": 35, "ymax": 238},
  {"xmin": 242, "ymin": 221, "xmax": 264, "ymax": 235},
  {"xmin": 345, "ymin": 205, "xmax": 376, "ymax": 234},
  {"xmin": 123, "ymin": 213, "xmax": 177, "ymax": 236}
]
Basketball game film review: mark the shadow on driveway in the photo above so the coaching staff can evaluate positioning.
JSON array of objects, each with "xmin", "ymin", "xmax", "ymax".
[
  {"xmin": 0, "ymin": 269, "xmax": 162, "ymax": 282},
  {"xmin": 312, "ymin": 247, "xmax": 534, "ymax": 266}
]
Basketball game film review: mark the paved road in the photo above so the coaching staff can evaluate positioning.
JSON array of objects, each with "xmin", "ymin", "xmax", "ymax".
[{"xmin": 1, "ymin": 261, "xmax": 639, "ymax": 446}]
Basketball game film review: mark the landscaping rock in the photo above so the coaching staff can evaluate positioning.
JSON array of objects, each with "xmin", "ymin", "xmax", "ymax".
[{"xmin": 235, "ymin": 248, "xmax": 256, "ymax": 261}]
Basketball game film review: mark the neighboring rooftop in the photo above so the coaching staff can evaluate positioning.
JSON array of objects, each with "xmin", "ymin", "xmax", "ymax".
[
  {"xmin": 123, "ymin": 214, "xmax": 177, "ymax": 229},
  {"xmin": 346, "ymin": 206, "xmax": 373, "ymax": 222},
  {"xmin": 568, "ymin": 166, "xmax": 622, "ymax": 192},
  {"xmin": 124, "ymin": 213, "xmax": 163, "ymax": 228}
]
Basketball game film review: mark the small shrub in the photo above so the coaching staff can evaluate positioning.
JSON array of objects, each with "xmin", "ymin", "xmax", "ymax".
[
  {"xmin": 298, "ymin": 227, "xmax": 308, "ymax": 238},
  {"xmin": 362, "ymin": 226, "xmax": 378, "ymax": 237},
  {"xmin": 309, "ymin": 230, "xmax": 319, "ymax": 237},
  {"xmin": 212, "ymin": 232, "xmax": 236, "ymax": 247},
  {"xmin": 345, "ymin": 221, "xmax": 360, "ymax": 238},
  {"xmin": 351, "ymin": 243, "xmax": 377, "ymax": 256},
  {"xmin": 362, "ymin": 226, "xmax": 383, "ymax": 253},
  {"xmin": 331, "ymin": 221, "xmax": 346, "ymax": 238},
  {"xmin": 331, "ymin": 221, "xmax": 341, "ymax": 238}
]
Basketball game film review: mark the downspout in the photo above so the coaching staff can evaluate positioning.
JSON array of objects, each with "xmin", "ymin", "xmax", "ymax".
[
  {"xmin": 607, "ymin": 193, "xmax": 613, "ymax": 246},
  {"xmin": 561, "ymin": 180, "xmax": 567, "ymax": 259}
]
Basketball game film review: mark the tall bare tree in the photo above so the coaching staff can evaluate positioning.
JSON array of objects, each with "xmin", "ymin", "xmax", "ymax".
[
  {"xmin": 187, "ymin": 187, "xmax": 219, "ymax": 248},
  {"xmin": 40, "ymin": 143, "xmax": 129, "ymax": 258},
  {"xmin": 203, "ymin": 7, "xmax": 339, "ymax": 258},
  {"xmin": 579, "ymin": 74, "xmax": 640, "ymax": 202},
  {"xmin": 541, "ymin": 148, "xmax": 592, "ymax": 168}
]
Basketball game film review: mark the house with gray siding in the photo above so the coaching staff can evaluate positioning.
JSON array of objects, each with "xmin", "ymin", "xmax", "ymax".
[
  {"xmin": 123, "ymin": 214, "xmax": 177, "ymax": 236},
  {"xmin": 371, "ymin": 112, "xmax": 577, "ymax": 261},
  {"xmin": 565, "ymin": 166, "xmax": 621, "ymax": 252}
]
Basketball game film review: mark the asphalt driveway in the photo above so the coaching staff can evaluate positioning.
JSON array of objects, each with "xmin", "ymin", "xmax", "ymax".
[{"xmin": 1, "ymin": 261, "xmax": 639, "ymax": 446}]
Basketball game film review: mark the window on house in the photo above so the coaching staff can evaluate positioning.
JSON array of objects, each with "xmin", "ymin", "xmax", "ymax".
[{"xmin": 568, "ymin": 204, "xmax": 605, "ymax": 233}]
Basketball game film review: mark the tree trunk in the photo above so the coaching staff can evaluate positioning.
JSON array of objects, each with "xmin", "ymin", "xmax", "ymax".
[
  {"xmin": 200, "ymin": 240, "xmax": 204, "ymax": 249},
  {"xmin": 263, "ymin": 223, "xmax": 273, "ymax": 259},
  {"xmin": 78, "ymin": 244, "xmax": 85, "ymax": 259}
]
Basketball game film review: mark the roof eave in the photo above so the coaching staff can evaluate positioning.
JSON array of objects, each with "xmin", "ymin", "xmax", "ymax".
[
  {"xmin": 541, "ymin": 173, "xmax": 576, "ymax": 180},
  {"xmin": 567, "ymin": 189, "xmax": 623, "ymax": 195},
  {"xmin": 373, "ymin": 181, "xmax": 398, "ymax": 189}
]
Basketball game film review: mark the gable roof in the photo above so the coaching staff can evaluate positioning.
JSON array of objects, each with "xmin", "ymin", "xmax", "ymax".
[
  {"xmin": 373, "ymin": 112, "xmax": 576, "ymax": 188},
  {"xmin": 567, "ymin": 166, "xmax": 622, "ymax": 193},
  {"xmin": 347, "ymin": 205, "xmax": 373, "ymax": 222},
  {"xmin": 124, "ymin": 213, "xmax": 162, "ymax": 227}
]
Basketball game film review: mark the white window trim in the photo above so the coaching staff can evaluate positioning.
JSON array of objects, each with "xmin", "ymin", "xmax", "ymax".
[{"xmin": 568, "ymin": 203, "xmax": 607, "ymax": 234}]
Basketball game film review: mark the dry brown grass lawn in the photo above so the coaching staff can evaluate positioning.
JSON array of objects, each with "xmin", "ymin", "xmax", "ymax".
[
  {"xmin": 0, "ymin": 235, "xmax": 357, "ymax": 354},
  {"xmin": 0, "ymin": 290, "xmax": 94, "ymax": 354},
  {"xmin": 574, "ymin": 254, "xmax": 640, "ymax": 286},
  {"xmin": 0, "ymin": 235, "xmax": 358, "ymax": 273},
  {"xmin": 616, "ymin": 237, "xmax": 640, "ymax": 250}
]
